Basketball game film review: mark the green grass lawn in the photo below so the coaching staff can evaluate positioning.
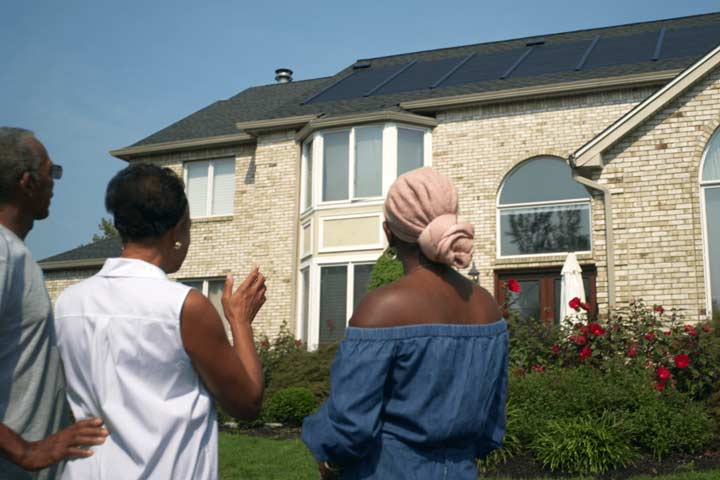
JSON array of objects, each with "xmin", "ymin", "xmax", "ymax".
[{"xmin": 218, "ymin": 431, "xmax": 720, "ymax": 480}]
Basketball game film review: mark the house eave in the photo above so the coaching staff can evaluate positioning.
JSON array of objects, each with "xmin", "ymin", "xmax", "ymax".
[
  {"xmin": 235, "ymin": 114, "xmax": 319, "ymax": 135},
  {"xmin": 400, "ymin": 69, "xmax": 681, "ymax": 113},
  {"xmin": 39, "ymin": 258, "xmax": 107, "ymax": 272},
  {"xmin": 295, "ymin": 110, "xmax": 438, "ymax": 142},
  {"xmin": 110, "ymin": 132, "xmax": 256, "ymax": 161}
]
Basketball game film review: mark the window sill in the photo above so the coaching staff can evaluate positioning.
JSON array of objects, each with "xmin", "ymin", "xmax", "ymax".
[
  {"xmin": 191, "ymin": 215, "xmax": 234, "ymax": 224},
  {"xmin": 495, "ymin": 251, "xmax": 594, "ymax": 267}
]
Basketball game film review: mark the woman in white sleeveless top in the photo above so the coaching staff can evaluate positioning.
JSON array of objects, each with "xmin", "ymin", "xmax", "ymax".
[{"xmin": 53, "ymin": 164, "xmax": 267, "ymax": 479}]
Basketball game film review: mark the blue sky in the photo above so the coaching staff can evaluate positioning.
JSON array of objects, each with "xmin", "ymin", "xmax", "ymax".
[{"xmin": 2, "ymin": 0, "xmax": 718, "ymax": 260}]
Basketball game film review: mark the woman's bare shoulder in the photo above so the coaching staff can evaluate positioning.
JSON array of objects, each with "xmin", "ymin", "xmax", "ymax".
[{"xmin": 349, "ymin": 282, "xmax": 415, "ymax": 328}]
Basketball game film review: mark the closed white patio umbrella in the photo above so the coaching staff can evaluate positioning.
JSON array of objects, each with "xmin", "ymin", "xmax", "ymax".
[{"xmin": 559, "ymin": 252, "xmax": 586, "ymax": 328}]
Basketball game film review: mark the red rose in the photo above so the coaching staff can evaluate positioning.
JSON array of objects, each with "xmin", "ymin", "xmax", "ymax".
[
  {"xmin": 570, "ymin": 335, "xmax": 587, "ymax": 346},
  {"xmin": 581, "ymin": 302, "xmax": 590, "ymax": 311},
  {"xmin": 654, "ymin": 305, "xmax": 664, "ymax": 315},
  {"xmin": 655, "ymin": 382, "xmax": 666, "ymax": 391},
  {"xmin": 532, "ymin": 364, "xmax": 545, "ymax": 373},
  {"xmin": 664, "ymin": 330, "xmax": 672, "ymax": 336},
  {"xmin": 612, "ymin": 325, "xmax": 620, "ymax": 332},
  {"xmin": 644, "ymin": 332, "xmax": 655, "ymax": 341},
  {"xmin": 627, "ymin": 342, "xmax": 638, "ymax": 357},
  {"xmin": 507, "ymin": 279, "xmax": 521, "ymax": 293},
  {"xmin": 578, "ymin": 325, "xmax": 589, "ymax": 335},
  {"xmin": 579, "ymin": 346, "xmax": 592, "ymax": 360},
  {"xmin": 674, "ymin": 354, "xmax": 690, "ymax": 369},
  {"xmin": 685, "ymin": 324, "xmax": 698, "ymax": 337},
  {"xmin": 552, "ymin": 344, "xmax": 560, "ymax": 354},
  {"xmin": 295, "ymin": 339, "xmax": 303, "ymax": 347},
  {"xmin": 702, "ymin": 324, "xmax": 713, "ymax": 334},
  {"xmin": 569, "ymin": 297, "xmax": 581, "ymax": 310},
  {"xmin": 260, "ymin": 340, "xmax": 270, "ymax": 349},
  {"xmin": 588, "ymin": 323, "xmax": 606, "ymax": 336},
  {"xmin": 657, "ymin": 366, "xmax": 671, "ymax": 382}
]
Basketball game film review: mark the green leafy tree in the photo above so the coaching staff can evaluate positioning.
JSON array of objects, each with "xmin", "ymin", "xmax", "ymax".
[
  {"xmin": 367, "ymin": 248, "xmax": 403, "ymax": 291},
  {"xmin": 92, "ymin": 217, "xmax": 118, "ymax": 242}
]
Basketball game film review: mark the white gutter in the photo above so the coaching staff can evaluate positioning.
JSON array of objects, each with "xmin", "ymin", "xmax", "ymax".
[{"xmin": 569, "ymin": 154, "xmax": 616, "ymax": 309}]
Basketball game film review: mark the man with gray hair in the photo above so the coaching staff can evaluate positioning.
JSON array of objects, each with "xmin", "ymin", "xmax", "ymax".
[{"xmin": 0, "ymin": 128, "xmax": 108, "ymax": 479}]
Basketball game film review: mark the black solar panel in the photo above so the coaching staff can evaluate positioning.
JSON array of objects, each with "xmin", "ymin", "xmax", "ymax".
[
  {"xmin": 584, "ymin": 31, "xmax": 659, "ymax": 69},
  {"xmin": 442, "ymin": 48, "xmax": 526, "ymax": 86},
  {"xmin": 306, "ymin": 20, "xmax": 720, "ymax": 105},
  {"xmin": 662, "ymin": 24, "xmax": 720, "ymax": 59},
  {"xmin": 306, "ymin": 64, "xmax": 406, "ymax": 104},
  {"xmin": 510, "ymin": 41, "xmax": 589, "ymax": 78},
  {"xmin": 373, "ymin": 57, "xmax": 464, "ymax": 96}
]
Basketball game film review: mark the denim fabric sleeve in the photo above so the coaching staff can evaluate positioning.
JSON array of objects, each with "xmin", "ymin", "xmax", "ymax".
[
  {"xmin": 301, "ymin": 338, "xmax": 395, "ymax": 463},
  {"xmin": 475, "ymin": 342, "xmax": 509, "ymax": 460}
]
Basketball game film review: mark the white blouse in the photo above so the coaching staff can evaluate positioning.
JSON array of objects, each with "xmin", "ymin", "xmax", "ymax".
[{"xmin": 54, "ymin": 258, "xmax": 218, "ymax": 479}]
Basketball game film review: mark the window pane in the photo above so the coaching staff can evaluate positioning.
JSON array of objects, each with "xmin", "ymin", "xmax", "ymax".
[
  {"xmin": 186, "ymin": 162, "xmax": 208, "ymax": 218},
  {"xmin": 500, "ymin": 157, "xmax": 589, "ymax": 204},
  {"xmin": 353, "ymin": 264, "xmax": 374, "ymax": 310},
  {"xmin": 355, "ymin": 127, "xmax": 383, "ymax": 197},
  {"xmin": 300, "ymin": 269, "xmax": 310, "ymax": 343},
  {"xmin": 398, "ymin": 128, "xmax": 424, "ymax": 175},
  {"xmin": 304, "ymin": 141, "xmax": 313, "ymax": 210},
  {"xmin": 705, "ymin": 187, "xmax": 720, "ymax": 316},
  {"xmin": 211, "ymin": 159, "xmax": 235, "ymax": 216},
  {"xmin": 703, "ymin": 130, "xmax": 720, "ymax": 182},
  {"xmin": 500, "ymin": 203, "xmax": 591, "ymax": 256},
  {"xmin": 509, "ymin": 280, "xmax": 540, "ymax": 321},
  {"xmin": 319, "ymin": 266, "xmax": 347, "ymax": 345},
  {"xmin": 181, "ymin": 280, "xmax": 203, "ymax": 291},
  {"xmin": 323, "ymin": 131, "xmax": 349, "ymax": 201}
]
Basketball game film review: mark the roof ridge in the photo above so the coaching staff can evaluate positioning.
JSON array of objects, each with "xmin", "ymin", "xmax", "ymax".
[{"xmin": 356, "ymin": 11, "xmax": 720, "ymax": 63}]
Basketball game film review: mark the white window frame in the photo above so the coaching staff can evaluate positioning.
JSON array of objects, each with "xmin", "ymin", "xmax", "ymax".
[
  {"xmin": 496, "ymin": 160, "xmax": 593, "ymax": 259},
  {"xmin": 300, "ymin": 219, "xmax": 313, "ymax": 260},
  {"xmin": 298, "ymin": 253, "xmax": 380, "ymax": 350},
  {"xmin": 183, "ymin": 158, "xmax": 236, "ymax": 219},
  {"xmin": 301, "ymin": 123, "xmax": 431, "ymax": 213},
  {"xmin": 700, "ymin": 135, "xmax": 720, "ymax": 318},
  {"xmin": 317, "ymin": 212, "xmax": 385, "ymax": 254}
]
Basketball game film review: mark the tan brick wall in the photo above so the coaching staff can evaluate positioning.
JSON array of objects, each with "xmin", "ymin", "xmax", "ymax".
[
  {"xmin": 44, "ymin": 269, "xmax": 98, "ymax": 303},
  {"xmin": 597, "ymin": 68, "xmax": 720, "ymax": 320}
]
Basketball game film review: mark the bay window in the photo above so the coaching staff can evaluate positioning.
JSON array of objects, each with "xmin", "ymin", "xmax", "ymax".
[{"xmin": 302, "ymin": 123, "xmax": 430, "ymax": 211}]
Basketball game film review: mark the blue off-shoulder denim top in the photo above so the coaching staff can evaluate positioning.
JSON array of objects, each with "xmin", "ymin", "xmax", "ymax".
[{"xmin": 302, "ymin": 321, "xmax": 508, "ymax": 480}]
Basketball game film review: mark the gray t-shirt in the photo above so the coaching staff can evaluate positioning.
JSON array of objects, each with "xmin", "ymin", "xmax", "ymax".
[{"xmin": 0, "ymin": 224, "xmax": 69, "ymax": 480}]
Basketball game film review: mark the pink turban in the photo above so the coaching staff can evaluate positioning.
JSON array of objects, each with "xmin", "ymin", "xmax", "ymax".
[{"xmin": 383, "ymin": 167, "xmax": 474, "ymax": 269}]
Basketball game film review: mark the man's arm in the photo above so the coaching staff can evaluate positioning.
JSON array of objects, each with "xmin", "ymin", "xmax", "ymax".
[
  {"xmin": 181, "ymin": 268, "xmax": 266, "ymax": 420},
  {"xmin": 0, "ymin": 418, "xmax": 108, "ymax": 471}
]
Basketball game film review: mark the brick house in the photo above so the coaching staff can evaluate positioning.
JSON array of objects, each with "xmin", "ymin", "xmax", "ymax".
[{"xmin": 41, "ymin": 13, "xmax": 720, "ymax": 349}]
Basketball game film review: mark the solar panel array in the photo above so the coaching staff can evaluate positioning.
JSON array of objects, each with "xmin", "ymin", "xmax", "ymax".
[{"xmin": 305, "ymin": 24, "xmax": 720, "ymax": 105}]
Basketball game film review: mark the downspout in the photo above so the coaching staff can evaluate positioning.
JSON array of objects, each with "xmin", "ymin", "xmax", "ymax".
[{"xmin": 568, "ymin": 154, "xmax": 616, "ymax": 309}]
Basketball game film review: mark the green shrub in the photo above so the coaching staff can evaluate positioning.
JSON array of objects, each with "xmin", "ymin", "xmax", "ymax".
[
  {"xmin": 367, "ymin": 248, "xmax": 403, "ymax": 291},
  {"xmin": 530, "ymin": 412, "xmax": 638, "ymax": 474},
  {"xmin": 264, "ymin": 344, "xmax": 339, "ymax": 403},
  {"xmin": 264, "ymin": 387, "xmax": 318, "ymax": 426},
  {"xmin": 510, "ymin": 364, "xmax": 715, "ymax": 460}
]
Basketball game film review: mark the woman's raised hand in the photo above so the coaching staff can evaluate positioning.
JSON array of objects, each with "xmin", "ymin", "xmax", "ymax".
[{"xmin": 221, "ymin": 267, "xmax": 267, "ymax": 326}]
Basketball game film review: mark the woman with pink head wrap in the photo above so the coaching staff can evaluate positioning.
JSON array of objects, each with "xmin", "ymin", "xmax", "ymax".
[{"xmin": 303, "ymin": 167, "xmax": 508, "ymax": 480}]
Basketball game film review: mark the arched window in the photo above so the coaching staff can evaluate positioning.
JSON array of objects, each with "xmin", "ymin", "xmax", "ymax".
[
  {"xmin": 498, "ymin": 156, "xmax": 591, "ymax": 256},
  {"xmin": 701, "ymin": 129, "xmax": 720, "ymax": 319}
]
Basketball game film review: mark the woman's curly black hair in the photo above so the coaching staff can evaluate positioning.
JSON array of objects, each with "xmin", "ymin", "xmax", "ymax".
[{"xmin": 105, "ymin": 163, "xmax": 188, "ymax": 242}]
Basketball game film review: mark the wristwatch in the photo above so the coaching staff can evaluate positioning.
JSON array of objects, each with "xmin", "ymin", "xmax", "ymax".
[{"xmin": 323, "ymin": 461, "xmax": 342, "ymax": 474}]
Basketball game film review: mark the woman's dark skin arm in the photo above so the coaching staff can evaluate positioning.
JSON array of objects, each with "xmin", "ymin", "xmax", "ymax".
[
  {"xmin": 180, "ymin": 267, "xmax": 266, "ymax": 420},
  {"xmin": 0, "ymin": 418, "xmax": 108, "ymax": 471}
]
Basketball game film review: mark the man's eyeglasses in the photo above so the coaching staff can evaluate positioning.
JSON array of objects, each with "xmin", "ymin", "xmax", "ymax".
[{"xmin": 50, "ymin": 164, "xmax": 63, "ymax": 180}]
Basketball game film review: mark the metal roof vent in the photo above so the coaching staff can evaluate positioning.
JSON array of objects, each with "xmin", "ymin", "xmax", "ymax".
[
  {"xmin": 525, "ymin": 38, "xmax": 545, "ymax": 46},
  {"xmin": 275, "ymin": 68, "xmax": 293, "ymax": 83}
]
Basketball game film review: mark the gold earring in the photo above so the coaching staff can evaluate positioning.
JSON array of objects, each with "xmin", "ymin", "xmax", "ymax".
[{"xmin": 173, "ymin": 241, "xmax": 182, "ymax": 250}]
